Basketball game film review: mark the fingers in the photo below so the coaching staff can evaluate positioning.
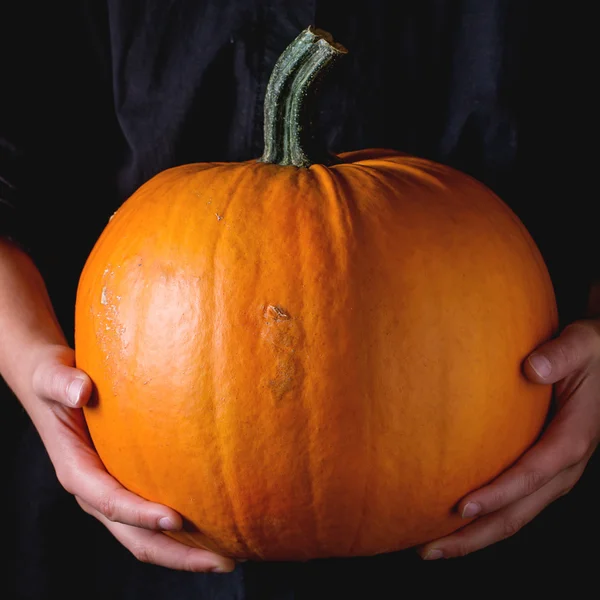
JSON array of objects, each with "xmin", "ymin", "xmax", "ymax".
[
  {"xmin": 31, "ymin": 348, "xmax": 93, "ymax": 407},
  {"xmin": 418, "ymin": 366, "xmax": 598, "ymax": 559},
  {"xmin": 41, "ymin": 397, "xmax": 234, "ymax": 572},
  {"xmin": 419, "ymin": 462, "xmax": 583, "ymax": 559},
  {"xmin": 27, "ymin": 346, "xmax": 237, "ymax": 574},
  {"xmin": 525, "ymin": 321, "xmax": 600, "ymax": 384},
  {"xmin": 53, "ymin": 427, "xmax": 184, "ymax": 532},
  {"xmin": 73, "ymin": 472, "xmax": 184, "ymax": 532},
  {"xmin": 453, "ymin": 403, "xmax": 593, "ymax": 520},
  {"xmin": 77, "ymin": 498, "xmax": 236, "ymax": 573},
  {"xmin": 53, "ymin": 415, "xmax": 230, "ymax": 569}
]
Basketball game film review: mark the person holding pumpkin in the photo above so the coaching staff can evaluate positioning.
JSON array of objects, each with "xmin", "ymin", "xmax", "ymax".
[{"xmin": 3, "ymin": 2, "xmax": 598, "ymax": 599}]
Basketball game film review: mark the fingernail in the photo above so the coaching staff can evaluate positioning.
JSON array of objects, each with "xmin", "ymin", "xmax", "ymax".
[
  {"xmin": 528, "ymin": 354, "xmax": 552, "ymax": 378},
  {"xmin": 210, "ymin": 565, "xmax": 235, "ymax": 574},
  {"xmin": 158, "ymin": 517, "xmax": 178, "ymax": 530},
  {"xmin": 423, "ymin": 549, "xmax": 444, "ymax": 560},
  {"xmin": 462, "ymin": 502, "xmax": 481, "ymax": 519},
  {"xmin": 67, "ymin": 377, "xmax": 85, "ymax": 406}
]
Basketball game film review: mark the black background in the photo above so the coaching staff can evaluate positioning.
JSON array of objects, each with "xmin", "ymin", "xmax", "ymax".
[{"xmin": 3, "ymin": 1, "xmax": 598, "ymax": 598}]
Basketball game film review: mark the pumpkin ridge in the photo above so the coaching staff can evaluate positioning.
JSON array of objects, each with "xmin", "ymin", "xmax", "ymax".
[
  {"xmin": 207, "ymin": 163, "xmax": 264, "ymax": 558},
  {"xmin": 307, "ymin": 164, "xmax": 371, "ymax": 556},
  {"xmin": 280, "ymin": 168, "xmax": 320, "ymax": 555}
]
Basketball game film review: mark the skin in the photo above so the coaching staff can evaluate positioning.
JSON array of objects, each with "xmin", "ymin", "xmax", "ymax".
[{"xmin": 3, "ymin": 236, "xmax": 599, "ymax": 568}]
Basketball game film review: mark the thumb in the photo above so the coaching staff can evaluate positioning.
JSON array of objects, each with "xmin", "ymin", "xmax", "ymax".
[
  {"xmin": 32, "ymin": 348, "xmax": 93, "ymax": 408},
  {"xmin": 524, "ymin": 321, "xmax": 600, "ymax": 384}
]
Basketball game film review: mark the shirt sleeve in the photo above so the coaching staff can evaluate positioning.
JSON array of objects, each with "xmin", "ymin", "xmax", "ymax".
[
  {"xmin": 0, "ymin": 136, "xmax": 28, "ymax": 251},
  {"xmin": 0, "ymin": 5, "xmax": 27, "ymax": 251}
]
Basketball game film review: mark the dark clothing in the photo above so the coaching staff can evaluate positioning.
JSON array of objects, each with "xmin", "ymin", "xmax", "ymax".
[{"xmin": 2, "ymin": 2, "xmax": 597, "ymax": 598}]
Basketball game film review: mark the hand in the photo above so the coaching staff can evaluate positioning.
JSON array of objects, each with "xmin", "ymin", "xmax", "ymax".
[
  {"xmin": 27, "ymin": 342, "xmax": 236, "ymax": 573},
  {"xmin": 418, "ymin": 319, "xmax": 600, "ymax": 560}
]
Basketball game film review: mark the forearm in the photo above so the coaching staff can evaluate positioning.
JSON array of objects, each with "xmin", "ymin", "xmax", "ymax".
[{"xmin": 0, "ymin": 238, "xmax": 66, "ymax": 400}]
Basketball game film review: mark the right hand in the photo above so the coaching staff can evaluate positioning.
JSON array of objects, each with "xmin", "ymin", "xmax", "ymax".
[
  {"xmin": 21, "ymin": 342, "xmax": 237, "ymax": 572},
  {"xmin": 1, "ymin": 238, "xmax": 234, "ymax": 573},
  {"xmin": 24, "ymin": 342, "xmax": 237, "ymax": 573}
]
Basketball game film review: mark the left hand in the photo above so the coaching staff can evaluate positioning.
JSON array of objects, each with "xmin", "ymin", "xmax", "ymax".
[{"xmin": 418, "ymin": 318, "xmax": 600, "ymax": 560}]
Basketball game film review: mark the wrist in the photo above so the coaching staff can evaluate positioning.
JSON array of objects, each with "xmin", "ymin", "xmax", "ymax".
[{"xmin": 0, "ymin": 242, "xmax": 67, "ymax": 397}]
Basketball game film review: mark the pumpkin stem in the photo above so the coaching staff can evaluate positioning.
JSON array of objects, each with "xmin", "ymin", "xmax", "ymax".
[{"xmin": 260, "ymin": 26, "xmax": 348, "ymax": 168}]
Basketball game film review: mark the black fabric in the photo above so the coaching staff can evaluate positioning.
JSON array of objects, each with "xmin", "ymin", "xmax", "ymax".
[{"xmin": 2, "ymin": 2, "xmax": 598, "ymax": 598}]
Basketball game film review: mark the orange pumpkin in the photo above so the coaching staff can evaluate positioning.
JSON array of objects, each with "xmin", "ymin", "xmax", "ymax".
[{"xmin": 75, "ymin": 27, "xmax": 558, "ymax": 561}]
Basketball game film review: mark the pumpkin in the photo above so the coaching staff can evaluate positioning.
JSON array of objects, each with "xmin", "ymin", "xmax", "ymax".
[{"xmin": 75, "ymin": 27, "xmax": 558, "ymax": 561}]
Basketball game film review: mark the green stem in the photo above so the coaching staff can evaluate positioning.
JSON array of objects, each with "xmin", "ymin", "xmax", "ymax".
[{"xmin": 260, "ymin": 27, "xmax": 348, "ymax": 168}]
